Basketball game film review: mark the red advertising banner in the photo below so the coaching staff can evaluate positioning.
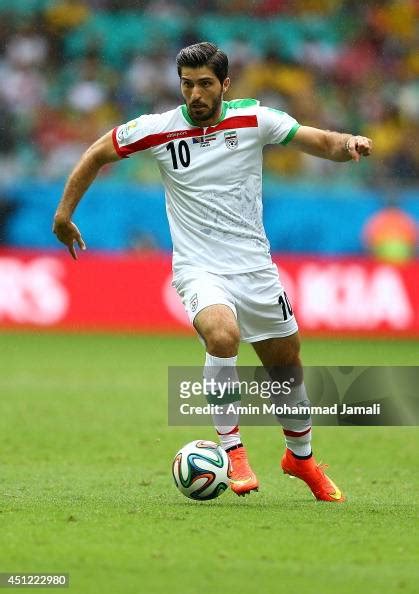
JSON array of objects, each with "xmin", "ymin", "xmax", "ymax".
[{"xmin": 0, "ymin": 249, "xmax": 418, "ymax": 336}]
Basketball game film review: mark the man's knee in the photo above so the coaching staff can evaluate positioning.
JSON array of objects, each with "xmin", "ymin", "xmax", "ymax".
[
  {"xmin": 204, "ymin": 325, "xmax": 240, "ymax": 357},
  {"xmin": 194, "ymin": 305, "xmax": 240, "ymax": 357}
]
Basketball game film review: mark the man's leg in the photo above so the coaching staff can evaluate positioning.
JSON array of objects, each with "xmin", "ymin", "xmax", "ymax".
[
  {"xmin": 252, "ymin": 332, "xmax": 344, "ymax": 502},
  {"xmin": 194, "ymin": 304, "xmax": 259, "ymax": 496},
  {"xmin": 252, "ymin": 332, "xmax": 312, "ymax": 455}
]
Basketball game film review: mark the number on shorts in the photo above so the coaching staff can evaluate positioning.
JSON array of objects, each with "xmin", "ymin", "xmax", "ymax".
[{"xmin": 278, "ymin": 292, "xmax": 293, "ymax": 320}]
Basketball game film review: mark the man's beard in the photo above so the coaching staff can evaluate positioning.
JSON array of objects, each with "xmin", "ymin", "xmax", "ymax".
[{"xmin": 188, "ymin": 93, "xmax": 222, "ymax": 123}]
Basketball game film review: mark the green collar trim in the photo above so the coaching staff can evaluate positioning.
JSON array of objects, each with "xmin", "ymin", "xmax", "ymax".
[
  {"xmin": 181, "ymin": 104, "xmax": 194, "ymax": 125},
  {"xmin": 181, "ymin": 101, "xmax": 228, "ymax": 127},
  {"xmin": 218, "ymin": 100, "xmax": 228, "ymax": 122}
]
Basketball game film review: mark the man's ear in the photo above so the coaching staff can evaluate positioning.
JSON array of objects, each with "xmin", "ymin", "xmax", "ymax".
[{"xmin": 223, "ymin": 77, "xmax": 231, "ymax": 94}]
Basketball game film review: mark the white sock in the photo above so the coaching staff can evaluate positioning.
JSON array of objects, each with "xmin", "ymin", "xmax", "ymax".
[
  {"xmin": 271, "ymin": 376, "xmax": 313, "ymax": 457},
  {"xmin": 203, "ymin": 352, "xmax": 242, "ymax": 451},
  {"xmin": 283, "ymin": 426, "xmax": 312, "ymax": 457}
]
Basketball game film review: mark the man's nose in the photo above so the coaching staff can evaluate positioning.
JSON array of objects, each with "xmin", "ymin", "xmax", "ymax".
[{"xmin": 190, "ymin": 86, "xmax": 202, "ymax": 101}]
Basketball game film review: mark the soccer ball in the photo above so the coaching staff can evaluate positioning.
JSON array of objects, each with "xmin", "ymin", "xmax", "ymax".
[{"xmin": 172, "ymin": 440, "xmax": 230, "ymax": 500}]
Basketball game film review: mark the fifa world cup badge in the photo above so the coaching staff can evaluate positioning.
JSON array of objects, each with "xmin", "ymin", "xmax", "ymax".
[{"xmin": 224, "ymin": 130, "xmax": 238, "ymax": 150}]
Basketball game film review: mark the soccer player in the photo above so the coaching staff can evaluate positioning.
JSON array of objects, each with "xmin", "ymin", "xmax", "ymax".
[{"xmin": 53, "ymin": 42, "xmax": 372, "ymax": 501}]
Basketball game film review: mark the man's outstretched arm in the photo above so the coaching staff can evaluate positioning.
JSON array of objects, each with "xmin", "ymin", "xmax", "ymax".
[
  {"xmin": 291, "ymin": 126, "xmax": 372, "ymax": 163},
  {"xmin": 53, "ymin": 130, "xmax": 120, "ymax": 260}
]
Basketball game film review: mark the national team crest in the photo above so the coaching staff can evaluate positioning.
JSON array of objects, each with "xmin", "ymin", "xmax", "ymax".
[{"xmin": 224, "ymin": 130, "xmax": 238, "ymax": 150}]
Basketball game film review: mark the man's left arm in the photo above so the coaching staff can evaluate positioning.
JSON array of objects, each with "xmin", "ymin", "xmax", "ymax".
[{"xmin": 291, "ymin": 125, "xmax": 372, "ymax": 163}]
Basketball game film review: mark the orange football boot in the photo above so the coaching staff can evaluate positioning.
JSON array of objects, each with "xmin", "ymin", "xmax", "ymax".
[
  {"xmin": 281, "ymin": 448, "xmax": 345, "ymax": 502},
  {"xmin": 227, "ymin": 446, "xmax": 259, "ymax": 496}
]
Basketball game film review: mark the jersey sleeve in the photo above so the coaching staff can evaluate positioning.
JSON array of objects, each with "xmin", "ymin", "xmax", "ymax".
[
  {"xmin": 112, "ymin": 113, "xmax": 161, "ymax": 158},
  {"xmin": 257, "ymin": 106, "xmax": 300, "ymax": 147}
]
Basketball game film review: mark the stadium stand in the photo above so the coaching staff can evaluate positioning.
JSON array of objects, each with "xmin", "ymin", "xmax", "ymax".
[{"xmin": 0, "ymin": 0, "xmax": 417, "ymax": 252}]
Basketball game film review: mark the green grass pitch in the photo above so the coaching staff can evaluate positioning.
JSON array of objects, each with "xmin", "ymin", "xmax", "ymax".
[{"xmin": 0, "ymin": 333, "xmax": 418, "ymax": 594}]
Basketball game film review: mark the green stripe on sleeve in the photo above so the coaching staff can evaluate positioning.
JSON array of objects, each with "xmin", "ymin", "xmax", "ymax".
[{"xmin": 280, "ymin": 122, "xmax": 300, "ymax": 145}]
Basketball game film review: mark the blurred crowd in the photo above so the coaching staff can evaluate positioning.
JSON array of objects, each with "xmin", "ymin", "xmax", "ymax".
[{"xmin": 0, "ymin": 0, "xmax": 417, "ymax": 187}]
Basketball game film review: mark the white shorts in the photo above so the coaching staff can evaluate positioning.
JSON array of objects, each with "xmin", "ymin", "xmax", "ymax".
[{"xmin": 172, "ymin": 264, "xmax": 298, "ymax": 343}]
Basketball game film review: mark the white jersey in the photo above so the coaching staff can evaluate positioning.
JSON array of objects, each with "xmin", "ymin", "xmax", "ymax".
[{"xmin": 113, "ymin": 99, "xmax": 299, "ymax": 276}]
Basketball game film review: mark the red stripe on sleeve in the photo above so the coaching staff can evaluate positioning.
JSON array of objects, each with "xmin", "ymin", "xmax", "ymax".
[{"xmin": 112, "ymin": 127, "xmax": 127, "ymax": 159}]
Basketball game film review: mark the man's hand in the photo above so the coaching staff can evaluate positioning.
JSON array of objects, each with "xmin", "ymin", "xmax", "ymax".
[
  {"xmin": 345, "ymin": 135, "xmax": 372, "ymax": 162},
  {"xmin": 53, "ymin": 217, "xmax": 86, "ymax": 260},
  {"xmin": 292, "ymin": 127, "xmax": 373, "ymax": 162},
  {"xmin": 51, "ymin": 130, "xmax": 119, "ymax": 259}
]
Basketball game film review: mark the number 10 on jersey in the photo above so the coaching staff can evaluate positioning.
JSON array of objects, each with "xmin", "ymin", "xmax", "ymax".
[{"xmin": 166, "ymin": 141, "xmax": 191, "ymax": 169}]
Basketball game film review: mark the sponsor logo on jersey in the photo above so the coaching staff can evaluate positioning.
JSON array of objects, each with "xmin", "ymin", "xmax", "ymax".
[
  {"xmin": 224, "ymin": 130, "xmax": 238, "ymax": 150},
  {"xmin": 190, "ymin": 293, "xmax": 199, "ymax": 313},
  {"xmin": 192, "ymin": 133, "xmax": 217, "ymax": 147},
  {"xmin": 167, "ymin": 130, "xmax": 188, "ymax": 139}
]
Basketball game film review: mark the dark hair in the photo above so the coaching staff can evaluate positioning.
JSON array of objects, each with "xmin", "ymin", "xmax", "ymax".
[{"xmin": 176, "ymin": 42, "xmax": 228, "ymax": 83}]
